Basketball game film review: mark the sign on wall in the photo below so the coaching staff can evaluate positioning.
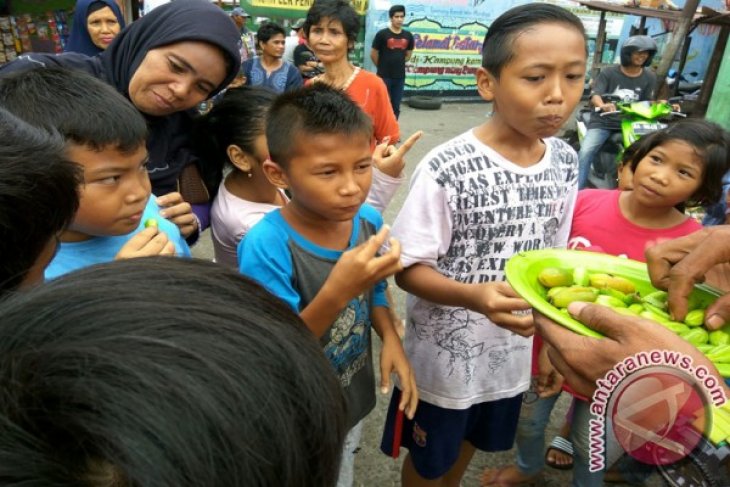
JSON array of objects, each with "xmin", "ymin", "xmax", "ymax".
[
  {"xmin": 245, "ymin": 0, "xmax": 367, "ymax": 16},
  {"xmin": 365, "ymin": 0, "xmax": 625, "ymax": 93},
  {"xmin": 406, "ymin": 19, "xmax": 486, "ymax": 89}
]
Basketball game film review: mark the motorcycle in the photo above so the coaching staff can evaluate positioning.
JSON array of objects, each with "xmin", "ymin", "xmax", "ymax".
[{"xmin": 575, "ymin": 93, "xmax": 685, "ymax": 189}]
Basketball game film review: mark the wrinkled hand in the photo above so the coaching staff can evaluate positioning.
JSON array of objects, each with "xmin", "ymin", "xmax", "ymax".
[
  {"xmin": 372, "ymin": 131, "xmax": 423, "ymax": 178},
  {"xmin": 535, "ymin": 302, "xmax": 726, "ymax": 398},
  {"xmin": 537, "ymin": 342, "xmax": 564, "ymax": 398},
  {"xmin": 470, "ymin": 282, "xmax": 534, "ymax": 337},
  {"xmin": 325, "ymin": 225, "xmax": 403, "ymax": 304},
  {"xmin": 646, "ymin": 226, "xmax": 730, "ymax": 329},
  {"xmin": 115, "ymin": 227, "xmax": 176, "ymax": 260},
  {"xmin": 157, "ymin": 192, "xmax": 198, "ymax": 238},
  {"xmin": 380, "ymin": 335, "xmax": 418, "ymax": 419}
]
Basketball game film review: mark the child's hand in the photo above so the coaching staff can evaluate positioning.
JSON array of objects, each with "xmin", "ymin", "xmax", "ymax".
[
  {"xmin": 380, "ymin": 334, "xmax": 418, "ymax": 419},
  {"xmin": 469, "ymin": 282, "xmax": 534, "ymax": 337},
  {"xmin": 325, "ymin": 225, "xmax": 403, "ymax": 304},
  {"xmin": 537, "ymin": 342, "xmax": 564, "ymax": 398},
  {"xmin": 115, "ymin": 227, "xmax": 176, "ymax": 260},
  {"xmin": 157, "ymin": 192, "xmax": 198, "ymax": 238},
  {"xmin": 372, "ymin": 131, "xmax": 423, "ymax": 178}
]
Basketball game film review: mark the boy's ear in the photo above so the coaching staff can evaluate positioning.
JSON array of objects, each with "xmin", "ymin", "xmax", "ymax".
[
  {"xmin": 262, "ymin": 159, "xmax": 289, "ymax": 189},
  {"xmin": 226, "ymin": 144, "xmax": 253, "ymax": 173},
  {"xmin": 476, "ymin": 67, "xmax": 496, "ymax": 103}
]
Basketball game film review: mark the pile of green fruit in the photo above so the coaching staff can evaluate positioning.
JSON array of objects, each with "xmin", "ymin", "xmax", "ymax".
[{"xmin": 538, "ymin": 267, "xmax": 730, "ymax": 377}]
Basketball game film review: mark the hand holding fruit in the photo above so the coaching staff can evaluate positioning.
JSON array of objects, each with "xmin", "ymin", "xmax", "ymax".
[
  {"xmin": 115, "ymin": 226, "xmax": 176, "ymax": 259},
  {"xmin": 537, "ymin": 265, "xmax": 730, "ymax": 374},
  {"xmin": 535, "ymin": 303, "xmax": 728, "ymax": 399},
  {"xmin": 645, "ymin": 226, "xmax": 730, "ymax": 330}
]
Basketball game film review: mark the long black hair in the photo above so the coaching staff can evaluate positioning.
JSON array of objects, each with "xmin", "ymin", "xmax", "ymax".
[{"xmin": 193, "ymin": 86, "xmax": 276, "ymax": 195}]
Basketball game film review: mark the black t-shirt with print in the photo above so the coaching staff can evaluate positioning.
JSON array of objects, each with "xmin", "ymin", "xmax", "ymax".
[{"xmin": 371, "ymin": 28, "xmax": 414, "ymax": 79}]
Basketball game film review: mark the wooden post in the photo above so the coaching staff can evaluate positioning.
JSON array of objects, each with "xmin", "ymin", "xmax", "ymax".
[
  {"xmin": 698, "ymin": 25, "xmax": 730, "ymax": 118},
  {"xmin": 655, "ymin": 0, "xmax": 700, "ymax": 95},
  {"xmin": 592, "ymin": 10, "xmax": 607, "ymax": 81}
]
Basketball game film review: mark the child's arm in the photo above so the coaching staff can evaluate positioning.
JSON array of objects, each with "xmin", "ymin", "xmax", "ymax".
[
  {"xmin": 367, "ymin": 132, "xmax": 422, "ymax": 213},
  {"xmin": 537, "ymin": 341, "xmax": 564, "ymax": 398},
  {"xmin": 396, "ymin": 265, "xmax": 534, "ymax": 337},
  {"xmin": 371, "ymin": 305, "xmax": 418, "ymax": 419},
  {"xmin": 300, "ymin": 226, "xmax": 402, "ymax": 338}
]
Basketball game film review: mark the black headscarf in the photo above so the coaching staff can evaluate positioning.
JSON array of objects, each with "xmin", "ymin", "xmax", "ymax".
[
  {"xmin": 66, "ymin": 0, "xmax": 126, "ymax": 57},
  {"xmin": 99, "ymin": 0, "xmax": 242, "ymax": 196},
  {"xmin": 100, "ymin": 0, "xmax": 241, "ymax": 99},
  {"xmin": 0, "ymin": 0, "xmax": 242, "ymax": 198}
]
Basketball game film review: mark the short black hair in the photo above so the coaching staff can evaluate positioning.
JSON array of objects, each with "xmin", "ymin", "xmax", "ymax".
[
  {"xmin": 266, "ymin": 83, "xmax": 372, "ymax": 168},
  {"xmin": 0, "ymin": 257, "xmax": 347, "ymax": 486},
  {"xmin": 0, "ymin": 108, "xmax": 81, "ymax": 292},
  {"xmin": 304, "ymin": 0, "xmax": 360, "ymax": 47},
  {"xmin": 0, "ymin": 68, "xmax": 147, "ymax": 154},
  {"xmin": 193, "ymin": 86, "xmax": 276, "ymax": 193},
  {"xmin": 481, "ymin": 3, "xmax": 586, "ymax": 78},
  {"xmin": 626, "ymin": 118, "xmax": 730, "ymax": 207},
  {"xmin": 256, "ymin": 21, "xmax": 286, "ymax": 47},
  {"xmin": 389, "ymin": 5, "xmax": 405, "ymax": 18}
]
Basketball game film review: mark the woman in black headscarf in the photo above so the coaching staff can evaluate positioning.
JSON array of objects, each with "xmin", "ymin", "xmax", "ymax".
[
  {"xmin": 66, "ymin": 0, "xmax": 125, "ymax": 56},
  {"xmin": 0, "ymin": 0, "xmax": 241, "ymax": 240}
]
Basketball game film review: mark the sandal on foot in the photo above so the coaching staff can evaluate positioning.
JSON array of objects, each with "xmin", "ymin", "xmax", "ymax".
[
  {"xmin": 545, "ymin": 435, "xmax": 574, "ymax": 470},
  {"xmin": 481, "ymin": 466, "xmax": 540, "ymax": 487}
]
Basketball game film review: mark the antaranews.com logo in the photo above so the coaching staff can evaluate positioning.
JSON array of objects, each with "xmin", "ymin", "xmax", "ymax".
[{"xmin": 589, "ymin": 349, "xmax": 727, "ymax": 472}]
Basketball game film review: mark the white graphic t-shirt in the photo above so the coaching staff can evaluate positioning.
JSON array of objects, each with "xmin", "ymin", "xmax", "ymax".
[{"xmin": 392, "ymin": 129, "xmax": 578, "ymax": 409}]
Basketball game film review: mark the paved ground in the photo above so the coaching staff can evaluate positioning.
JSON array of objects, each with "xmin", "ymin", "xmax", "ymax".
[{"xmin": 192, "ymin": 101, "xmax": 662, "ymax": 486}]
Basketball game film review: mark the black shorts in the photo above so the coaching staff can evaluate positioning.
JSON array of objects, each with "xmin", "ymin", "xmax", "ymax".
[{"xmin": 380, "ymin": 388, "xmax": 522, "ymax": 479}]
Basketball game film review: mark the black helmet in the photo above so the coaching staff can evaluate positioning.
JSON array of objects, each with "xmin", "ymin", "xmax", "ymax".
[{"xmin": 620, "ymin": 35, "xmax": 657, "ymax": 67}]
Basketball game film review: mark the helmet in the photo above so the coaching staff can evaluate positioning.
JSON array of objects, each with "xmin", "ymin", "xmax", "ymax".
[{"xmin": 620, "ymin": 35, "xmax": 657, "ymax": 67}]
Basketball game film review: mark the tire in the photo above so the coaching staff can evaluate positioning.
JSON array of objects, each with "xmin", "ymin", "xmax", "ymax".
[{"xmin": 406, "ymin": 95, "xmax": 442, "ymax": 110}]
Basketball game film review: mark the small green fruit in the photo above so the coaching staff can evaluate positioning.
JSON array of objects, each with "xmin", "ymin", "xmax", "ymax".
[{"xmin": 538, "ymin": 267, "xmax": 573, "ymax": 288}]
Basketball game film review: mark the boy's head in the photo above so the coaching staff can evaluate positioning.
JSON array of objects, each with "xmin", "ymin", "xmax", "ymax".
[
  {"xmin": 264, "ymin": 84, "xmax": 373, "ymax": 221},
  {"xmin": 304, "ymin": 0, "xmax": 360, "ymax": 47},
  {"xmin": 477, "ymin": 4, "xmax": 587, "ymax": 140},
  {"xmin": 0, "ymin": 257, "xmax": 347, "ymax": 486},
  {"xmin": 389, "ymin": 5, "xmax": 405, "ymax": 19},
  {"xmin": 0, "ymin": 68, "xmax": 151, "ymax": 241},
  {"xmin": 0, "ymin": 108, "xmax": 81, "ymax": 292}
]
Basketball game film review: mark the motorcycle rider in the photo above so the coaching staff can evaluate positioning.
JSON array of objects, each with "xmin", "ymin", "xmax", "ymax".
[{"xmin": 577, "ymin": 35, "xmax": 658, "ymax": 189}]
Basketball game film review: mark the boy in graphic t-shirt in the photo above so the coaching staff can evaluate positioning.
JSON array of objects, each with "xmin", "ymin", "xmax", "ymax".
[{"xmin": 379, "ymin": 4, "xmax": 587, "ymax": 485}]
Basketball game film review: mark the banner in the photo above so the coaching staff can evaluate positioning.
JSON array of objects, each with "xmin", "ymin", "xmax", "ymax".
[
  {"xmin": 247, "ymin": 0, "xmax": 367, "ymax": 15},
  {"xmin": 406, "ymin": 19, "xmax": 486, "ymax": 89}
]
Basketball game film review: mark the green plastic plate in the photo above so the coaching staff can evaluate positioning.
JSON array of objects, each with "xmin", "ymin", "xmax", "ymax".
[{"xmin": 505, "ymin": 249, "xmax": 723, "ymax": 339}]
